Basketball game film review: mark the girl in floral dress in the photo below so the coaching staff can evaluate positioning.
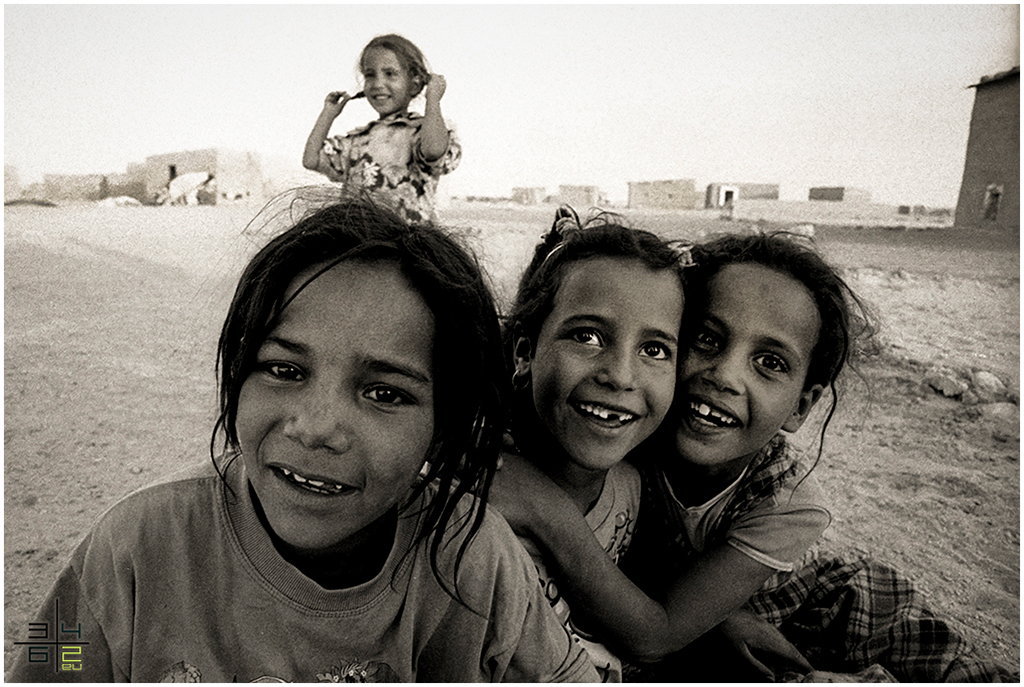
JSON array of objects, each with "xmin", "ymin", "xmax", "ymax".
[{"xmin": 302, "ymin": 34, "xmax": 460, "ymax": 225}]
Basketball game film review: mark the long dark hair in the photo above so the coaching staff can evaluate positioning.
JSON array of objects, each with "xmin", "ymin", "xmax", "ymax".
[
  {"xmin": 685, "ymin": 231, "xmax": 877, "ymax": 459},
  {"xmin": 213, "ymin": 188, "xmax": 507, "ymax": 600}
]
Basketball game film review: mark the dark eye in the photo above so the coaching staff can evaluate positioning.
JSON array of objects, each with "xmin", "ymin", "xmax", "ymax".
[
  {"xmin": 755, "ymin": 353, "xmax": 790, "ymax": 374},
  {"xmin": 640, "ymin": 342, "xmax": 672, "ymax": 361},
  {"xmin": 690, "ymin": 329, "xmax": 719, "ymax": 353},
  {"xmin": 569, "ymin": 329, "xmax": 602, "ymax": 347},
  {"xmin": 365, "ymin": 386, "xmax": 412, "ymax": 405},
  {"xmin": 259, "ymin": 361, "xmax": 304, "ymax": 382}
]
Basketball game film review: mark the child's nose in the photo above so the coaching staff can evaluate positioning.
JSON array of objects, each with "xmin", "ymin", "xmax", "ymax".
[
  {"xmin": 282, "ymin": 392, "xmax": 353, "ymax": 454},
  {"xmin": 704, "ymin": 352, "xmax": 744, "ymax": 394},
  {"xmin": 595, "ymin": 348, "xmax": 637, "ymax": 390}
]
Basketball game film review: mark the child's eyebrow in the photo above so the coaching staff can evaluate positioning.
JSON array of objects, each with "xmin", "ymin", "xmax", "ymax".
[
  {"xmin": 363, "ymin": 359, "xmax": 432, "ymax": 386},
  {"xmin": 261, "ymin": 336, "xmax": 306, "ymax": 355},
  {"xmin": 643, "ymin": 327, "xmax": 679, "ymax": 344}
]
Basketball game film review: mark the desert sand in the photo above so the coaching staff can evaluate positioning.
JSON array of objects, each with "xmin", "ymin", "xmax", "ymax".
[{"xmin": 4, "ymin": 200, "xmax": 1019, "ymax": 677}]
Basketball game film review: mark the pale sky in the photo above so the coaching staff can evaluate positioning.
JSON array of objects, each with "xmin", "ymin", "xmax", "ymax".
[{"xmin": 4, "ymin": 4, "xmax": 1019, "ymax": 206}]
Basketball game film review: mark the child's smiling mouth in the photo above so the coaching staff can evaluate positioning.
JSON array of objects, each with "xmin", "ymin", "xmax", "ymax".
[
  {"xmin": 688, "ymin": 400, "xmax": 740, "ymax": 428},
  {"xmin": 275, "ymin": 466, "xmax": 357, "ymax": 496},
  {"xmin": 573, "ymin": 401, "xmax": 638, "ymax": 428}
]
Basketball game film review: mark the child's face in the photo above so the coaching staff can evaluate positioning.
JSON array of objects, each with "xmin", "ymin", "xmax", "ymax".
[
  {"xmin": 517, "ymin": 257, "xmax": 683, "ymax": 473},
  {"xmin": 675, "ymin": 263, "xmax": 823, "ymax": 478},
  {"xmin": 236, "ymin": 260, "xmax": 435, "ymax": 554},
  {"xmin": 361, "ymin": 47, "xmax": 416, "ymax": 117}
]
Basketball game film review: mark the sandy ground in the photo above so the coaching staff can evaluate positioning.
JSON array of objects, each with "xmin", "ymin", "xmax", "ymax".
[{"xmin": 4, "ymin": 201, "xmax": 1019, "ymax": 677}]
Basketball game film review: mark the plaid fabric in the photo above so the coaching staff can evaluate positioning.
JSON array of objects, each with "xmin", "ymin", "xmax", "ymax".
[
  {"xmin": 748, "ymin": 552, "xmax": 1014, "ymax": 682},
  {"xmin": 624, "ymin": 437, "xmax": 1014, "ymax": 682}
]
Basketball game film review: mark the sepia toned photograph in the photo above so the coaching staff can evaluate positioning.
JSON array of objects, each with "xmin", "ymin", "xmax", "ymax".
[{"xmin": 4, "ymin": 4, "xmax": 1019, "ymax": 682}]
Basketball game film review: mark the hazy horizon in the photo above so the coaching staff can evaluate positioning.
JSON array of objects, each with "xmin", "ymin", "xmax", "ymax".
[{"xmin": 5, "ymin": 5, "xmax": 1019, "ymax": 206}]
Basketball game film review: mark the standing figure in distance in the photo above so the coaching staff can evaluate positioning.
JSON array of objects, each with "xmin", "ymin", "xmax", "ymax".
[{"xmin": 302, "ymin": 34, "xmax": 460, "ymax": 226}]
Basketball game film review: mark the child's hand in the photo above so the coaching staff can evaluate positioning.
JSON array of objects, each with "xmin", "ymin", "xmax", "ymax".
[
  {"xmin": 717, "ymin": 609, "xmax": 813, "ymax": 681},
  {"xmin": 425, "ymin": 74, "xmax": 446, "ymax": 104},
  {"xmin": 322, "ymin": 91, "xmax": 355, "ymax": 115}
]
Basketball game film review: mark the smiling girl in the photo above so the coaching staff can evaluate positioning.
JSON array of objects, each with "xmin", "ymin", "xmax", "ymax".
[
  {"xmin": 10, "ymin": 191, "xmax": 596, "ymax": 683},
  {"xmin": 494, "ymin": 232, "xmax": 1010, "ymax": 682},
  {"xmin": 491, "ymin": 206, "xmax": 689, "ymax": 681},
  {"xmin": 302, "ymin": 34, "xmax": 460, "ymax": 226}
]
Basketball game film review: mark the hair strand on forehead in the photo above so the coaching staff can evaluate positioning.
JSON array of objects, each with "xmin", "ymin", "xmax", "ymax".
[{"xmin": 211, "ymin": 187, "xmax": 507, "ymax": 608}]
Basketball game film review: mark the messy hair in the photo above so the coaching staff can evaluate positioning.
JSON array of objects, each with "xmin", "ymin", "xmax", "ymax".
[
  {"xmin": 503, "ymin": 206, "xmax": 690, "ymax": 455},
  {"xmin": 212, "ymin": 188, "xmax": 507, "ymax": 601},
  {"xmin": 685, "ymin": 232, "xmax": 877, "ymax": 458}
]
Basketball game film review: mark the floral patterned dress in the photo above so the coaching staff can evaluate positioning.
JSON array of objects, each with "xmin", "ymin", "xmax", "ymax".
[{"xmin": 320, "ymin": 112, "xmax": 461, "ymax": 225}]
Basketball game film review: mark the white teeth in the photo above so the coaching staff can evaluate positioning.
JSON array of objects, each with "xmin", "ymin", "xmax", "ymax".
[
  {"xmin": 278, "ymin": 468, "xmax": 348, "ymax": 493},
  {"xmin": 691, "ymin": 401, "xmax": 738, "ymax": 426},
  {"xmin": 578, "ymin": 402, "xmax": 636, "ymax": 423}
]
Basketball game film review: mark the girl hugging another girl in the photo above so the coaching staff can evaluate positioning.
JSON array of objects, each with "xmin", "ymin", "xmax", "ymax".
[
  {"xmin": 303, "ymin": 34, "xmax": 460, "ymax": 227},
  {"xmin": 493, "ymin": 207, "xmax": 690, "ymax": 681},
  {"xmin": 11, "ymin": 191, "xmax": 597, "ymax": 683},
  {"xmin": 496, "ymin": 229, "xmax": 1012, "ymax": 682}
]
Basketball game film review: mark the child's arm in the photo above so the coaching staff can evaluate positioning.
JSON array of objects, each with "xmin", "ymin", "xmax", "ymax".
[
  {"xmin": 491, "ymin": 454, "xmax": 784, "ymax": 662},
  {"xmin": 302, "ymin": 91, "xmax": 354, "ymax": 174},
  {"xmin": 418, "ymin": 74, "xmax": 450, "ymax": 161}
]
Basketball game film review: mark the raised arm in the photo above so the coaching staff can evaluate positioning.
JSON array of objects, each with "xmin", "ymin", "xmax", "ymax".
[
  {"xmin": 302, "ymin": 91, "xmax": 353, "ymax": 173},
  {"xmin": 418, "ymin": 74, "xmax": 450, "ymax": 161}
]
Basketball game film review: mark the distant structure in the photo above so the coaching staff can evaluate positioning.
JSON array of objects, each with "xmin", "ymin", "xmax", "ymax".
[
  {"xmin": 512, "ymin": 187, "xmax": 546, "ymax": 205},
  {"xmin": 557, "ymin": 184, "xmax": 607, "ymax": 209},
  {"xmin": 627, "ymin": 179, "xmax": 702, "ymax": 210},
  {"xmin": 954, "ymin": 66, "xmax": 1019, "ymax": 230},
  {"xmin": 808, "ymin": 186, "xmax": 871, "ymax": 202},
  {"xmin": 145, "ymin": 148, "xmax": 262, "ymax": 204},
  {"xmin": 705, "ymin": 182, "xmax": 780, "ymax": 209},
  {"xmin": 5, "ymin": 165, "xmax": 22, "ymax": 201}
]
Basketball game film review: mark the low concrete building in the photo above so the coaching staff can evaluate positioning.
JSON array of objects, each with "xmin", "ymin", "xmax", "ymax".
[
  {"xmin": 954, "ymin": 66, "xmax": 1019, "ymax": 230},
  {"xmin": 144, "ymin": 148, "xmax": 263, "ymax": 204},
  {"xmin": 705, "ymin": 182, "xmax": 780, "ymax": 208},
  {"xmin": 512, "ymin": 187, "xmax": 546, "ymax": 205},
  {"xmin": 557, "ymin": 185, "xmax": 607, "ymax": 209},
  {"xmin": 43, "ymin": 174, "xmax": 108, "ymax": 202},
  {"xmin": 808, "ymin": 186, "xmax": 872, "ymax": 202},
  {"xmin": 5, "ymin": 165, "xmax": 22, "ymax": 201},
  {"xmin": 627, "ymin": 179, "xmax": 702, "ymax": 210}
]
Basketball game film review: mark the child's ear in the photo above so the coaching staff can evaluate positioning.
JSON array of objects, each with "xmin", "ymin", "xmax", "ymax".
[
  {"xmin": 512, "ymin": 336, "xmax": 533, "ymax": 376},
  {"xmin": 782, "ymin": 383, "xmax": 825, "ymax": 433}
]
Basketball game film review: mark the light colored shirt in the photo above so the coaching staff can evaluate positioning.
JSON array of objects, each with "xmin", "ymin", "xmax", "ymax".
[
  {"xmin": 519, "ymin": 460, "xmax": 642, "ymax": 682},
  {"xmin": 662, "ymin": 460, "xmax": 831, "ymax": 571},
  {"xmin": 10, "ymin": 459, "xmax": 598, "ymax": 683}
]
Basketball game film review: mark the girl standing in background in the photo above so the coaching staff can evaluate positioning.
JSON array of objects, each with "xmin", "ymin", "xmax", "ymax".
[{"xmin": 303, "ymin": 34, "xmax": 460, "ymax": 226}]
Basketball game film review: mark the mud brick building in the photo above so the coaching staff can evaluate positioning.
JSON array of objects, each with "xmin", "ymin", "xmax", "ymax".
[
  {"xmin": 808, "ymin": 186, "xmax": 872, "ymax": 202},
  {"xmin": 954, "ymin": 66, "xmax": 1019, "ymax": 230},
  {"xmin": 144, "ymin": 148, "xmax": 263, "ymax": 204},
  {"xmin": 557, "ymin": 184, "xmax": 606, "ymax": 209},
  {"xmin": 627, "ymin": 179, "xmax": 703, "ymax": 210},
  {"xmin": 511, "ymin": 187, "xmax": 546, "ymax": 205}
]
